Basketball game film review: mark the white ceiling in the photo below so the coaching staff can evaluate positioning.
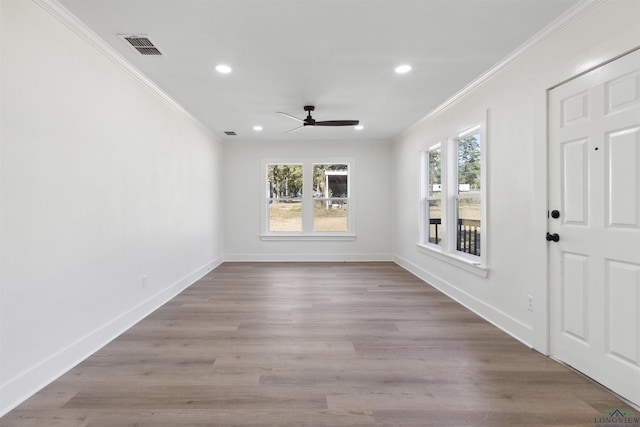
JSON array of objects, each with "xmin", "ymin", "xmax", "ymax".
[{"xmin": 58, "ymin": 0, "xmax": 580, "ymax": 142}]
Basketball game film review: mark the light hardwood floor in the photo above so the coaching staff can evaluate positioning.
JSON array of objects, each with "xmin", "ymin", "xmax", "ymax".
[{"xmin": 2, "ymin": 262, "xmax": 636, "ymax": 426}]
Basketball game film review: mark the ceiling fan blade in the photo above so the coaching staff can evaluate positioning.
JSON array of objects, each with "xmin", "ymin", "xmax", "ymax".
[
  {"xmin": 277, "ymin": 112, "xmax": 304, "ymax": 123},
  {"xmin": 315, "ymin": 120, "xmax": 360, "ymax": 127},
  {"xmin": 285, "ymin": 125, "xmax": 307, "ymax": 134}
]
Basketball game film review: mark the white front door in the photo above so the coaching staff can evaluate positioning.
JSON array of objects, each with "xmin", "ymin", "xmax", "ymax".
[{"xmin": 549, "ymin": 48, "xmax": 640, "ymax": 406}]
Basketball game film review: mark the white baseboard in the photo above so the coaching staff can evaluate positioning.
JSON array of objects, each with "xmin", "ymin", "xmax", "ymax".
[
  {"xmin": 393, "ymin": 254, "xmax": 533, "ymax": 348},
  {"xmin": 223, "ymin": 253, "xmax": 393, "ymax": 262},
  {"xmin": 0, "ymin": 256, "xmax": 223, "ymax": 417}
]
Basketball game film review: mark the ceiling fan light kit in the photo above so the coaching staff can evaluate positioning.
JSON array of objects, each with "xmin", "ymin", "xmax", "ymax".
[{"xmin": 277, "ymin": 105, "xmax": 360, "ymax": 134}]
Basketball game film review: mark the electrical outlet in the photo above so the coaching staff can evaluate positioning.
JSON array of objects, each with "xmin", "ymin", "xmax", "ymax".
[
  {"xmin": 527, "ymin": 294, "xmax": 533, "ymax": 311},
  {"xmin": 142, "ymin": 275, "xmax": 148, "ymax": 288}
]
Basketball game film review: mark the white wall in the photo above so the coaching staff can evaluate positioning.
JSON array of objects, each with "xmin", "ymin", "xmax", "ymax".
[
  {"xmin": 0, "ymin": 0, "xmax": 224, "ymax": 414},
  {"xmin": 392, "ymin": 1, "xmax": 640, "ymax": 350},
  {"xmin": 224, "ymin": 140, "xmax": 393, "ymax": 261}
]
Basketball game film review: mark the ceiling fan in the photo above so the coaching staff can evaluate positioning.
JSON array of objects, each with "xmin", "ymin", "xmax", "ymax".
[{"xmin": 277, "ymin": 105, "xmax": 359, "ymax": 134}]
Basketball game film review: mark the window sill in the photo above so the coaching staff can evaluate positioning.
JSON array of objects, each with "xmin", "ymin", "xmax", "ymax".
[
  {"xmin": 416, "ymin": 243, "xmax": 489, "ymax": 278},
  {"xmin": 261, "ymin": 234, "xmax": 357, "ymax": 241}
]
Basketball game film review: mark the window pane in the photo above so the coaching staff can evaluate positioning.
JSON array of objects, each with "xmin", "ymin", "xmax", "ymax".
[
  {"xmin": 428, "ymin": 148, "xmax": 441, "ymax": 196},
  {"xmin": 268, "ymin": 164, "xmax": 303, "ymax": 199},
  {"xmin": 457, "ymin": 197, "xmax": 481, "ymax": 256},
  {"xmin": 313, "ymin": 164, "xmax": 349, "ymax": 232},
  {"xmin": 269, "ymin": 200, "xmax": 302, "ymax": 232},
  {"xmin": 314, "ymin": 199, "xmax": 347, "ymax": 232},
  {"xmin": 458, "ymin": 132, "xmax": 481, "ymax": 193},
  {"xmin": 267, "ymin": 164, "xmax": 303, "ymax": 232},
  {"xmin": 428, "ymin": 199, "xmax": 442, "ymax": 245},
  {"xmin": 313, "ymin": 164, "xmax": 348, "ymax": 198}
]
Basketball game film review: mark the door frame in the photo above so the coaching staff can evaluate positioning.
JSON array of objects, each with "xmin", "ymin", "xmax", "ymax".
[{"xmin": 532, "ymin": 29, "xmax": 640, "ymax": 355}]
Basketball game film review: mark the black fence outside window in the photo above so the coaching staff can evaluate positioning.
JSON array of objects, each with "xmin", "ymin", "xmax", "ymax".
[{"xmin": 428, "ymin": 218, "xmax": 480, "ymax": 256}]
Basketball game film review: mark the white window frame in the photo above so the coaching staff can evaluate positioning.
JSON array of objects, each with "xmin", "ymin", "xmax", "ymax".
[
  {"xmin": 418, "ymin": 118, "xmax": 488, "ymax": 277},
  {"xmin": 261, "ymin": 158, "xmax": 356, "ymax": 241},
  {"xmin": 420, "ymin": 142, "xmax": 444, "ymax": 248},
  {"xmin": 451, "ymin": 125, "xmax": 483, "ymax": 261}
]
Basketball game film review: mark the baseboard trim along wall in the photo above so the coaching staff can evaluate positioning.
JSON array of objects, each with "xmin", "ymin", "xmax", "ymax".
[
  {"xmin": 223, "ymin": 253, "xmax": 394, "ymax": 262},
  {"xmin": 0, "ymin": 257, "xmax": 224, "ymax": 417},
  {"xmin": 393, "ymin": 255, "xmax": 534, "ymax": 349}
]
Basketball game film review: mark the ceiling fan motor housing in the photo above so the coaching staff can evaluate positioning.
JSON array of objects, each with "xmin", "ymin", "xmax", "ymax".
[{"xmin": 304, "ymin": 105, "xmax": 316, "ymax": 125}]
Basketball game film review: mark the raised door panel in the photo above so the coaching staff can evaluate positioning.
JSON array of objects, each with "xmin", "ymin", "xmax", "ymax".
[
  {"xmin": 562, "ymin": 139, "xmax": 589, "ymax": 226},
  {"xmin": 607, "ymin": 127, "xmax": 640, "ymax": 227},
  {"xmin": 606, "ymin": 70, "xmax": 640, "ymax": 113},
  {"xmin": 606, "ymin": 260, "xmax": 640, "ymax": 366},
  {"xmin": 562, "ymin": 90, "xmax": 589, "ymax": 126},
  {"xmin": 562, "ymin": 252, "xmax": 590, "ymax": 343}
]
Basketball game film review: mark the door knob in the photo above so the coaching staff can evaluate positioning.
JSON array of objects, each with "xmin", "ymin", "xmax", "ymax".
[
  {"xmin": 551, "ymin": 210, "xmax": 560, "ymax": 219},
  {"xmin": 546, "ymin": 232, "xmax": 560, "ymax": 242}
]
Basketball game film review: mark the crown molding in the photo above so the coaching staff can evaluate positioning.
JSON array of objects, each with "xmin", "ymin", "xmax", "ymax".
[
  {"xmin": 398, "ymin": 0, "xmax": 606, "ymax": 139},
  {"xmin": 31, "ymin": 0, "xmax": 217, "ymax": 140}
]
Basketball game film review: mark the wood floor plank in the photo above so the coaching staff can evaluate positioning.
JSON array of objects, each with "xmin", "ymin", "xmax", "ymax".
[
  {"xmin": 2, "ymin": 262, "xmax": 636, "ymax": 426},
  {"xmin": 62, "ymin": 386, "xmax": 328, "ymax": 411},
  {"xmin": 84, "ymin": 408, "xmax": 377, "ymax": 427}
]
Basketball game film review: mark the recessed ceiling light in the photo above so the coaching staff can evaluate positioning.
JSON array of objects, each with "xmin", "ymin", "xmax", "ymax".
[
  {"xmin": 253, "ymin": 125, "xmax": 263, "ymax": 131},
  {"xmin": 355, "ymin": 125, "xmax": 364, "ymax": 130},
  {"xmin": 215, "ymin": 64, "xmax": 232, "ymax": 74},
  {"xmin": 395, "ymin": 64, "xmax": 412, "ymax": 74}
]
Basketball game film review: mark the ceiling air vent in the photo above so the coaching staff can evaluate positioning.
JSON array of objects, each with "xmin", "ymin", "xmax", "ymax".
[
  {"xmin": 224, "ymin": 131, "xmax": 237, "ymax": 136},
  {"xmin": 120, "ymin": 35, "xmax": 163, "ymax": 56}
]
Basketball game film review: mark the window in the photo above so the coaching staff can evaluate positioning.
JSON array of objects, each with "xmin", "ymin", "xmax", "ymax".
[
  {"xmin": 262, "ymin": 159, "xmax": 353, "ymax": 239},
  {"xmin": 424, "ymin": 144, "xmax": 442, "ymax": 246},
  {"xmin": 267, "ymin": 164, "xmax": 303, "ymax": 232},
  {"xmin": 313, "ymin": 164, "xmax": 349, "ymax": 232},
  {"xmin": 420, "ymin": 123, "xmax": 486, "ymax": 270},
  {"xmin": 456, "ymin": 131, "xmax": 481, "ymax": 256}
]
